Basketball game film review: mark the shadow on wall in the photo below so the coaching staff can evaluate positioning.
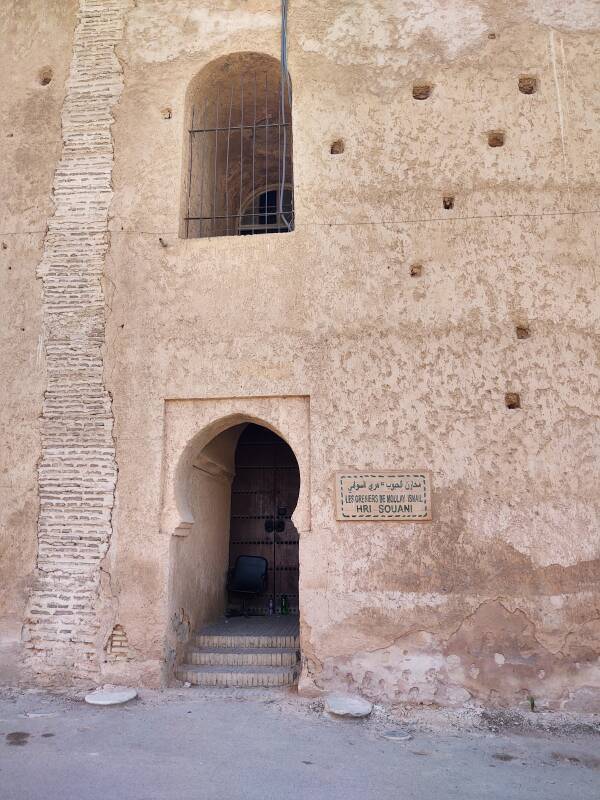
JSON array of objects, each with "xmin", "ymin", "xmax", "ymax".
[{"xmin": 168, "ymin": 424, "xmax": 246, "ymax": 668}]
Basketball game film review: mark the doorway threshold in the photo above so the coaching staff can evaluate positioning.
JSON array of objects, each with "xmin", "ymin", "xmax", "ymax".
[{"xmin": 176, "ymin": 616, "xmax": 300, "ymax": 687}]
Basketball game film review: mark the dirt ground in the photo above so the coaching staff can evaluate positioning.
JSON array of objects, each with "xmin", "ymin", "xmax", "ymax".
[{"xmin": 1, "ymin": 687, "xmax": 599, "ymax": 800}]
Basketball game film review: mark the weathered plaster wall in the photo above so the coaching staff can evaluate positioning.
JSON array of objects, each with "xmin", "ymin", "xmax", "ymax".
[
  {"xmin": 2, "ymin": 0, "xmax": 599, "ymax": 707},
  {"xmin": 0, "ymin": 1, "xmax": 78, "ymax": 683},
  {"xmin": 102, "ymin": 0, "xmax": 600, "ymax": 708}
]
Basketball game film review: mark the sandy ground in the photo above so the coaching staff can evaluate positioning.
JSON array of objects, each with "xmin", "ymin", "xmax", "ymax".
[{"xmin": 1, "ymin": 687, "xmax": 599, "ymax": 800}]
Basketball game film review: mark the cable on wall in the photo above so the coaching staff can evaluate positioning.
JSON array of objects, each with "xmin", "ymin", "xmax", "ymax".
[{"xmin": 279, "ymin": 0, "xmax": 293, "ymax": 231}]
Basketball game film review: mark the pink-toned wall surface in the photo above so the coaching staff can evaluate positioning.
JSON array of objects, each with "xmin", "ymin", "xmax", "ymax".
[
  {"xmin": 0, "ymin": 0, "xmax": 78, "ymax": 683},
  {"xmin": 2, "ymin": 1, "xmax": 599, "ymax": 708}
]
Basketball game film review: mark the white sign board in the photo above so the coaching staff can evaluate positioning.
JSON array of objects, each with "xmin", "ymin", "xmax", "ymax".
[{"xmin": 335, "ymin": 471, "xmax": 432, "ymax": 521}]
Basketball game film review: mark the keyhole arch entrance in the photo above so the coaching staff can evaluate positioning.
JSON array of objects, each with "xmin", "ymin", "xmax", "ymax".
[{"xmin": 163, "ymin": 400, "xmax": 310, "ymax": 672}]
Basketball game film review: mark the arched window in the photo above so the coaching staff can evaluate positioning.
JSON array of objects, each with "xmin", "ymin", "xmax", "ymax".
[
  {"xmin": 182, "ymin": 53, "xmax": 294, "ymax": 239},
  {"xmin": 239, "ymin": 187, "xmax": 294, "ymax": 235}
]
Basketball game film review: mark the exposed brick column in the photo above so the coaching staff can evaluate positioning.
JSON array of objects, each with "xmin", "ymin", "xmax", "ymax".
[{"xmin": 24, "ymin": 0, "xmax": 130, "ymax": 682}]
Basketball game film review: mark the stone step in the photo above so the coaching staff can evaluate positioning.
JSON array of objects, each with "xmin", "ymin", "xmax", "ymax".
[
  {"xmin": 176, "ymin": 664, "xmax": 299, "ymax": 687},
  {"xmin": 193, "ymin": 632, "xmax": 299, "ymax": 650},
  {"xmin": 188, "ymin": 646, "xmax": 299, "ymax": 667}
]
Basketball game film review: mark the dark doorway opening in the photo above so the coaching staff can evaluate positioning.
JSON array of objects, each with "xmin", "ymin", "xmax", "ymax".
[{"xmin": 228, "ymin": 424, "xmax": 300, "ymax": 615}]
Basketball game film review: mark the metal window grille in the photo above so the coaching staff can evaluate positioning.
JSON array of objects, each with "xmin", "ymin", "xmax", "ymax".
[{"xmin": 185, "ymin": 70, "xmax": 294, "ymax": 239}]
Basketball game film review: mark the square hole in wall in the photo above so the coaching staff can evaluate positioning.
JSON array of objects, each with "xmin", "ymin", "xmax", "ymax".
[
  {"xmin": 505, "ymin": 392, "xmax": 521, "ymax": 409},
  {"xmin": 518, "ymin": 76, "xmax": 538, "ymax": 95},
  {"xmin": 38, "ymin": 66, "xmax": 53, "ymax": 86},
  {"xmin": 412, "ymin": 84, "xmax": 432, "ymax": 100}
]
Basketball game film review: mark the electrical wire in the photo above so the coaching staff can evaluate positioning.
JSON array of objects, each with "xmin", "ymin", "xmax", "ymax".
[
  {"xmin": 3, "ymin": 206, "xmax": 600, "ymax": 241},
  {"xmin": 279, "ymin": 0, "xmax": 293, "ymax": 231}
]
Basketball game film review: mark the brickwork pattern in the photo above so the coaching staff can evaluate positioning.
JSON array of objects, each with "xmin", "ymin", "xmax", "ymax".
[
  {"xmin": 177, "ymin": 665, "xmax": 299, "ymax": 688},
  {"xmin": 188, "ymin": 647, "xmax": 299, "ymax": 667},
  {"xmin": 106, "ymin": 624, "xmax": 130, "ymax": 660},
  {"xmin": 23, "ymin": 0, "xmax": 130, "ymax": 681},
  {"xmin": 176, "ymin": 617, "xmax": 301, "ymax": 687}
]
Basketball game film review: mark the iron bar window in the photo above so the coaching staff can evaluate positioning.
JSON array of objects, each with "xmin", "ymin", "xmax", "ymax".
[{"xmin": 184, "ymin": 65, "xmax": 294, "ymax": 239}]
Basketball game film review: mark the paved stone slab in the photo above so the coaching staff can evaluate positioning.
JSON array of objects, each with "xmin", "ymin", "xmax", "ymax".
[
  {"xmin": 325, "ymin": 693, "xmax": 373, "ymax": 718},
  {"xmin": 85, "ymin": 687, "xmax": 137, "ymax": 706}
]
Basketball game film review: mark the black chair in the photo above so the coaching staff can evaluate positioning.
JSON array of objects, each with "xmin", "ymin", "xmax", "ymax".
[{"xmin": 227, "ymin": 556, "xmax": 268, "ymax": 616}]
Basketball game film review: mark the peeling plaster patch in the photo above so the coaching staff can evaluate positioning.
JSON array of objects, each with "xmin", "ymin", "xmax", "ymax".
[
  {"xmin": 325, "ymin": 592, "xmax": 449, "ymax": 626},
  {"xmin": 494, "ymin": 652, "xmax": 506, "ymax": 666},
  {"xmin": 298, "ymin": 0, "xmax": 487, "ymax": 67},
  {"xmin": 446, "ymin": 686, "xmax": 472, "ymax": 704},
  {"xmin": 528, "ymin": 0, "xmax": 600, "ymax": 30},
  {"xmin": 123, "ymin": 1, "xmax": 277, "ymax": 63},
  {"xmin": 473, "ymin": 501, "xmax": 600, "ymax": 567},
  {"xmin": 319, "ymin": 639, "xmax": 473, "ymax": 706}
]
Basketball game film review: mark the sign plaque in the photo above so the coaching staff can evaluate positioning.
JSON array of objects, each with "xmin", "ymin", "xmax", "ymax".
[{"xmin": 335, "ymin": 471, "xmax": 432, "ymax": 521}]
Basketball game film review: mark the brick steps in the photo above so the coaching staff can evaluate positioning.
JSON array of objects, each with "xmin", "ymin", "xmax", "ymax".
[
  {"xmin": 177, "ymin": 617, "xmax": 301, "ymax": 687},
  {"xmin": 187, "ymin": 646, "xmax": 299, "ymax": 667},
  {"xmin": 176, "ymin": 664, "xmax": 299, "ymax": 687},
  {"xmin": 193, "ymin": 633, "xmax": 299, "ymax": 650}
]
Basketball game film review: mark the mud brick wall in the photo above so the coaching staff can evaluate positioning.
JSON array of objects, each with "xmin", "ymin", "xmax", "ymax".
[{"xmin": 23, "ymin": 0, "xmax": 130, "ymax": 682}]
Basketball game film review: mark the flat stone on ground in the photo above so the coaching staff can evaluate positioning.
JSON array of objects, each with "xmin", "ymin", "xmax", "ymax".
[
  {"xmin": 85, "ymin": 687, "xmax": 137, "ymax": 706},
  {"xmin": 382, "ymin": 729, "xmax": 413, "ymax": 742},
  {"xmin": 325, "ymin": 693, "xmax": 373, "ymax": 718}
]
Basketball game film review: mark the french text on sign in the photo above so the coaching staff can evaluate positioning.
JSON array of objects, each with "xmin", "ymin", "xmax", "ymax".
[{"xmin": 335, "ymin": 471, "xmax": 432, "ymax": 521}]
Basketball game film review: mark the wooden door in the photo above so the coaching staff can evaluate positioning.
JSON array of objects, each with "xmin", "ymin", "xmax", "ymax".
[{"xmin": 228, "ymin": 424, "xmax": 300, "ymax": 614}]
